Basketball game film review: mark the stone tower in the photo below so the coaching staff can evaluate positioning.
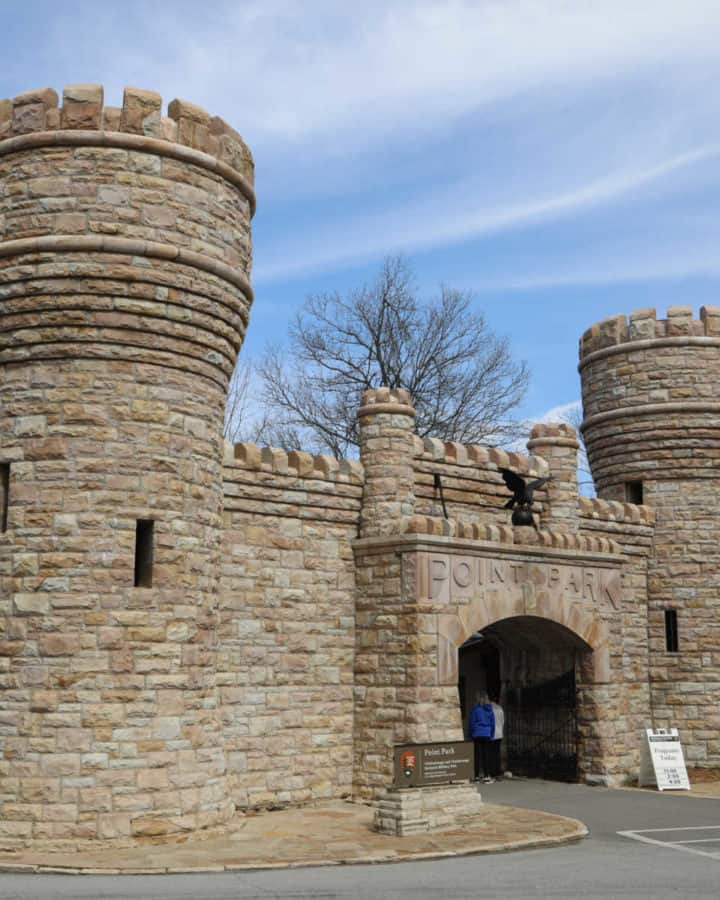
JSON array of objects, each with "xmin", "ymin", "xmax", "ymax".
[
  {"xmin": 0, "ymin": 85, "xmax": 254, "ymax": 842},
  {"xmin": 579, "ymin": 306, "xmax": 720, "ymax": 767}
]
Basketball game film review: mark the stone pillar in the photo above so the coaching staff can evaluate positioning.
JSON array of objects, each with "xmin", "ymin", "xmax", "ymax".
[
  {"xmin": 526, "ymin": 424, "xmax": 580, "ymax": 532},
  {"xmin": 358, "ymin": 387, "xmax": 416, "ymax": 536}
]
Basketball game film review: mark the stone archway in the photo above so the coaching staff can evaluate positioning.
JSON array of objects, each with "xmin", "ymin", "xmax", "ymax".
[
  {"xmin": 425, "ymin": 551, "xmax": 619, "ymax": 782},
  {"xmin": 458, "ymin": 615, "xmax": 590, "ymax": 781},
  {"xmin": 438, "ymin": 588, "xmax": 610, "ymax": 689}
]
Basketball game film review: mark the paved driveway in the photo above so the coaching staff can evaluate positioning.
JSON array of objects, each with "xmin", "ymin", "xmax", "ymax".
[{"xmin": 1, "ymin": 780, "xmax": 719, "ymax": 899}]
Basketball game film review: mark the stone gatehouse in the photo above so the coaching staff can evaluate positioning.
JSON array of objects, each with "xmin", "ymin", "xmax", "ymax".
[{"xmin": 0, "ymin": 83, "xmax": 717, "ymax": 848}]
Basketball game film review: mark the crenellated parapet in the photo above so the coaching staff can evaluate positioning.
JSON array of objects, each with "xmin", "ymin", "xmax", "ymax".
[
  {"xmin": 579, "ymin": 306, "xmax": 720, "ymax": 495},
  {"xmin": 411, "ymin": 433, "xmax": 550, "ymax": 530},
  {"xmin": 0, "ymin": 85, "xmax": 254, "ymax": 194},
  {"xmin": 226, "ymin": 440, "xmax": 364, "ymax": 485},
  {"xmin": 579, "ymin": 306, "xmax": 720, "ymax": 364},
  {"xmin": 578, "ymin": 496, "xmax": 655, "ymax": 527},
  {"xmin": 398, "ymin": 513, "xmax": 619, "ymax": 554},
  {"xmin": 413, "ymin": 434, "xmax": 549, "ymax": 476}
]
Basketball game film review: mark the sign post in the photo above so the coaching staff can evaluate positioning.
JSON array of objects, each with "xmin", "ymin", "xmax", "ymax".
[{"xmin": 639, "ymin": 728, "xmax": 690, "ymax": 791}]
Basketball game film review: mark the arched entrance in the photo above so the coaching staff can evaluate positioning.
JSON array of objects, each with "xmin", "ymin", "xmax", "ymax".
[{"xmin": 458, "ymin": 616, "xmax": 595, "ymax": 782}]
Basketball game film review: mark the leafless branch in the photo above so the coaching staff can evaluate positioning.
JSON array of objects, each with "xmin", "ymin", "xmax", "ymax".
[{"xmin": 256, "ymin": 256, "xmax": 530, "ymax": 456}]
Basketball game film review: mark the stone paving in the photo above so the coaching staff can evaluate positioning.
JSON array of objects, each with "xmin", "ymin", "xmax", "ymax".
[{"xmin": 0, "ymin": 799, "xmax": 587, "ymax": 874}]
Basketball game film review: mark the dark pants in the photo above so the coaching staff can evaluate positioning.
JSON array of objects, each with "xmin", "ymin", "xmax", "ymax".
[
  {"xmin": 473, "ymin": 737, "xmax": 492, "ymax": 779},
  {"xmin": 490, "ymin": 739, "xmax": 502, "ymax": 777}
]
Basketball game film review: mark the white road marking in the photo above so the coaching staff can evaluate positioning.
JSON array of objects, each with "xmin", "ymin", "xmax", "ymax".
[
  {"xmin": 618, "ymin": 827, "xmax": 720, "ymax": 861},
  {"xmin": 674, "ymin": 838, "xmax": 720, "ymax": 844},
  {"xmin": 622, "ymin": 825, "xmax": 720, "ymax": 833}
]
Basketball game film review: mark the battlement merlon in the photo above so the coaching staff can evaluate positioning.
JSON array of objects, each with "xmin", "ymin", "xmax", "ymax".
[
  {"xmin": 579, "ymin": 306, "xmax": 720, "ymax": 366},
  {"xmin": 0, "ymin": 84, "xmax": 255, "ymax": 213}
]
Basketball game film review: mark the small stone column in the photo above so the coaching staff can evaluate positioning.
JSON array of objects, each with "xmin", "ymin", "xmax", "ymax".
[
  {"xmin": 526, "ymin": 424, "xmax": 579, "ymax": 531},
  {"xmin": 358, "ymin": 387, "xmax": 416, "ymax": 537}
]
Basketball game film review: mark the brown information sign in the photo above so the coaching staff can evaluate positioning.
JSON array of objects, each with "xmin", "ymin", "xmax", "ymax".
[{"xmin": 393, "ymin": 740, "xmax": 474, "ymax": 787}]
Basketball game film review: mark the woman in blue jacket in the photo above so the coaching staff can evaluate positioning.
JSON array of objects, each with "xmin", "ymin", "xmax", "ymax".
[{"xmin": 468, "ymin": 691, "xmax": 495, "ymax": 783}]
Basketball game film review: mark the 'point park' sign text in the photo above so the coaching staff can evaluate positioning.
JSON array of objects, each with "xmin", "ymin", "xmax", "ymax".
[{"xmin": 393, "ymin": 740, "xmax": 474, "ymax": 787}]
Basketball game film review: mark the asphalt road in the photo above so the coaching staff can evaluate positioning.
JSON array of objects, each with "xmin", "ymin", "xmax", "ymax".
[{"xmin": 1, "ymin": 780, "xmax": 719, "ymax": 900}]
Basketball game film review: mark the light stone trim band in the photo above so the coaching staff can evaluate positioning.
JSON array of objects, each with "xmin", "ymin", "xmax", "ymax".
[
  {"xmin": 578, "ymin": 335, "xmax": 720, "ymax": 370},
  {"xmin": 357, "ymin": 402, "xmax": 416, "ymax": 418},
  {"xmin": 581, "ymin": 401, "xmax": 720, "ymax": 433},
  {"xmin": 0, "ymin": 129, "xmax": 256, "ymax": 216},
  {"xmin": 527, "ymin": 437, "xmax": 579, "ymax": 451},
  {"xmin": 352, "ymin": 532, "xmax": 624, "ymax": 564},
  {"xmin": 0, "ymin": 235, "xmax": 253, "ymax": 300}
]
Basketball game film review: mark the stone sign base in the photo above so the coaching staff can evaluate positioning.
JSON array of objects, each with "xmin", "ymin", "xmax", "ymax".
[{"xmin": 374, "ymin": 783, "xmax": 484, "ymax": 836}]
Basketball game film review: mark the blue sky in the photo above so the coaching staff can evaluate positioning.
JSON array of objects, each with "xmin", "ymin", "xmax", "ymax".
[{"xmin": 3, "ymin": 0, "xmax": 720, "ymax": 425}]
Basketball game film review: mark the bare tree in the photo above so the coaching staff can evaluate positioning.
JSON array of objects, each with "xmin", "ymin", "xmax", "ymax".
[
  {"xmin": 561, "ymin": 402, "xmax": 596, "ymax": 496},
  {"xmin": 223, "ymin": 358, "xmax": 272, "ymax": 445},
  {"xmin": 257, "ymin": 257, "xmax": 529, "ymax": 457}
]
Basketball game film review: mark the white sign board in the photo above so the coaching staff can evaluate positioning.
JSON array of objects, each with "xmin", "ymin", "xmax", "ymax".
[{"xmin": 639, "ymin": 729, "xmax": 690, "ymax": 791}]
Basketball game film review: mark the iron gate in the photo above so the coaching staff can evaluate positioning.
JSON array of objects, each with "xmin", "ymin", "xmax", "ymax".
[{"xmin": 505, "ymin": 670, "xmax": 578, "ymax": 781}]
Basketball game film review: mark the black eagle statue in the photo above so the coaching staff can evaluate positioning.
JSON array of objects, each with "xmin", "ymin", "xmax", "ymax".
[{"xmin": 499, "ymin": 468, "xmax": 552, "ymax": 528}]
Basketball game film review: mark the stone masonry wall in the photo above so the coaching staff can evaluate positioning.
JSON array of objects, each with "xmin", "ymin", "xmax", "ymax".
[
  {"xmin": 353, "ymin": 391, "xmax": 649, "ymax": 797},
  {"xmin": 412, "ymin": 436, "xmax": 549, "ymax": 529},
  {"xmin": 218, "ymin": 442, "xmax": 363, "ymax": 810},
  {"xmin": 0, "ymin": 84, "xmax": 254, "ymax": 845},
  {"xmin": 578, "ymin": 497, "xmax": 654, "ymax": 776},
  {"xmin": 581, "ymin": 307, "xmax": 720, "ymax": 767}
]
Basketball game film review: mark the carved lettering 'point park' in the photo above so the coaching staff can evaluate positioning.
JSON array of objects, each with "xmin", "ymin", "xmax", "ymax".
[{"xmin": 425, "ymin": 553, "xmax": 620, "ymax": 609}]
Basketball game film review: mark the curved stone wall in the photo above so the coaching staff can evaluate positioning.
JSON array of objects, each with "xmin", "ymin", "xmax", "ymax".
[
  {"xmin": 580, "ymin": 306, "xmax": 720, "ymax": 767},
  {"xmin": 579, "ymin": 305, "xmax": 720, "ymax": 493},
  {"xmin": 0, "ymin": 85, "xmax": 254, "ymax": 844}
]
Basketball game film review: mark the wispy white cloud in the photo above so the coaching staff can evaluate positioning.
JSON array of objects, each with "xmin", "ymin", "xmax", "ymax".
[
  {"xmin": 6, "ymin": 1, "xmax": 720, "ymax": 293},
  {"xmin": 532, "ymin": 400, "xmax": 581, "ymax": 425},
  {"xmin": 254, "ymin": 142, "xmax": 720, "ymax": 282},
  {"xmin": 45, "ymin": 0, "xmax": 720, "ymax": 151}
]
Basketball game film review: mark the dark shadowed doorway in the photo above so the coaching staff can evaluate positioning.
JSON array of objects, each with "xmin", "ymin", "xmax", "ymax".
[{"xmin": 459, "ymin": 616, "xmax": 585, "ymax": 782}]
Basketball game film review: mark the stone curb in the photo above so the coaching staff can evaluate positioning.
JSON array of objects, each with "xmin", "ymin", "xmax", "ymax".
[{"xmin": 0, "ymin": 820, "xmax": 588, "ymax": 876}]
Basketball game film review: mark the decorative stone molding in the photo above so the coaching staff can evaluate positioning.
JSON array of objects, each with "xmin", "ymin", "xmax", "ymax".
[{"xmin": 0, "ymin": 235, "xmax": 253, "ymax": 297}]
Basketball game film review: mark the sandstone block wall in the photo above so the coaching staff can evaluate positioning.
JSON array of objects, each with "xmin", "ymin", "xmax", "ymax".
[
  {"xmin": 0, "ymin": 84, "xmax": 254, "ymax": 844},
  {"xmin": 581, "ymin": 307, "xmax": 720, "ymax": 766},
  {"xmin": 577, "ymin": 497, "xmax": 655, "ymax": 775},
  {"xmin": 411, "ymin": 435, "xmax": 549, "ymax": 529},
  {"xmin": 219, "ymin": 442, "xmax": 363, "ymax": 810}
]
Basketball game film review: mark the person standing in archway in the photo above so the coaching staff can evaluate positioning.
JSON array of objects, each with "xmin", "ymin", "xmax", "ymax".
[
  {"xmin": 490, "ymin": 696, "xmax": 505, "ymax": 779},
  {"xmin": 468, "ymin": 691, "xmax": 495, "ymax": 783}
]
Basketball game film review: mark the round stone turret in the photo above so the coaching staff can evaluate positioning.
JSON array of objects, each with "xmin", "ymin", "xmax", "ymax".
[
  {"xmin": 0, "ymin": 85, "xmax": 254, "ymax": 843},
  {"xmin": 579, "ymin": 305, "xmax": 720, "ymax": 767},
  {"xmin": 579, "ymin": 305, "xmax": 720, "ymax": 494},
  {"xmin": 526, "ymin": 423, "xmax": 579, "ymax": 531},
  {"xmin": 358, "ymin": 387, "xmax": 416, "ymax": 537}
]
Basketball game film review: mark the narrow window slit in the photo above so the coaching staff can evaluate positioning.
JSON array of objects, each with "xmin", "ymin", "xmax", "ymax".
[
  {"xmin": 625, "ymin": 480, "xmax": 643, "ymax": 504},
  {"xmin": 1, "ymin": 463, "xmax": 9, "ymax": 532},
  {"xmin": 665, "ymin": 609, "xmax": 679, "ymax": 653},
  {"xmin": 134, "ymin": 519, "xmax": 154, "ymax": 587}
]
